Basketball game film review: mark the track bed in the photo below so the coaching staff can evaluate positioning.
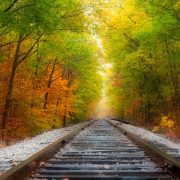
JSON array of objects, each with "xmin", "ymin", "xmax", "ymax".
[{"xmin": 30, "ymin": 120, "xmax": 172, "ymax": 179}]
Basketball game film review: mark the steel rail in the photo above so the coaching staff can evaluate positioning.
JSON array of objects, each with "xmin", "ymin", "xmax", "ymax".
[
  {"xmin": 29, "ymin": 120, "xmax": 172, "ymax": 179},
  {"xmin": 107, "ymin": 120, "xmax": 180, "ymax": 179},
  {"xmin": 0, "ymin": 120, "xmax": 95, "ymax": 180}
]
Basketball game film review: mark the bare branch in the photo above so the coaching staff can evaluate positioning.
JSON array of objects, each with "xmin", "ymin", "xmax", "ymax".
[
  {"xmin": 102, "ymin": 20, "xmax": 140, "ymax": 50},
  {"xmin": 0, "ymin": 41, "xmax": 18, "ymax": 48},
  {"xmin": 4, "ymin": 0, "xmax": 19, "ymax": 12},
  {"xmin": 10, "ymin": 3, "xmax": 34, "ymax": 14},
  {"xmin": 0, "ymin": 34, "xmax": 28, "ymax": 48},
  {"xmin": 123, "ymin": 33, "xmax": 140, "ymax": 48},
  {"xmin": 52, "ymin": 75, "xmax": 61, "ymax": 82},
  {"xmin": 17, "ymin": 33, "xmax": 43, "ymax": 66}
]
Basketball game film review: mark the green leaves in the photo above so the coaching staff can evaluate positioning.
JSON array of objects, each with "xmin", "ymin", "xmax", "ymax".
[{"xmin": 101, "ymin": 0, "xmax": 179, "ymax": 124}]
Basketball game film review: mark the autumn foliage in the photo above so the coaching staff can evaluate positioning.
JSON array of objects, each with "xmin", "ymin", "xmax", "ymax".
[{"xmin": 0, "ymin": 0, "xmax": 102, "ymax": 142}]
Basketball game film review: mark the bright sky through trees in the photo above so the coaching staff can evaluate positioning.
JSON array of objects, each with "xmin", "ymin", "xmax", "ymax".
[
  {"xmin": 94, "ymin": 37, "xmax": 113, "ymax": 118},
  {"xmin": 84, "ymin": 3, "xmax": 113, "ymax": 118}
]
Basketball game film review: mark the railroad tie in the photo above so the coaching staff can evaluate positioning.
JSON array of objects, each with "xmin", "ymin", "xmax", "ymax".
[{"xmin": 30, "ymin": 120, "xmax": 172, "ymax": 180}]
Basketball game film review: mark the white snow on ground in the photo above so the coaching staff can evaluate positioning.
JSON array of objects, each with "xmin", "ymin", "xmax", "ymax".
[
  {"xmin": 0, "ymin": 122, "xmax": 86, "ymax": 175},
  {"xmin": 110, "ymin": 120, "xmax": 180, "ymax": 154}
]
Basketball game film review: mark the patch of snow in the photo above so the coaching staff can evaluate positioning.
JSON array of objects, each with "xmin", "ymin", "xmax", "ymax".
[
  {"xmin": 109, "ymin": 120, "xmax": 180, "ymax": 155},
  {"xmin": 0, "ymin": 122, "xmax": 86, "ymax": 174}
]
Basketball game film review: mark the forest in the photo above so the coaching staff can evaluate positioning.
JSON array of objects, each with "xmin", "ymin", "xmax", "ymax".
[{"xmin": 0, "ymin": 0, "xmax": 179, "ymax": 142}]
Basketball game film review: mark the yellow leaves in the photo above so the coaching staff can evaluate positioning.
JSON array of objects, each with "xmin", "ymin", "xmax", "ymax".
[
  {"xmin": 152, "ymin": 116, "xmax": 175, "ymax": 134},
  {"xmin": 104, "ymin": 0, "xmax": 153, "ymax": 45},
  {"xmin": 160, "ymin": 116, "xmax": 175, "ymax": 129},
  {"xmin": 174, "ymin": 1, "xmax": 180, "ymax": 10}
]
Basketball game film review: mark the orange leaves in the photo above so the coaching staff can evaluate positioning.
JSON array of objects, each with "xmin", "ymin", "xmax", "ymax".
[
  {"xmin": 31, "ymin": 108, "xmax": 49, "ymax": 117},
  {"xmin": 0, "ymin": 59, "xmax": 79, "ymax": 141},
  {"xmin": 2, "ymin": 117, "xmax": 29, "ymax": 142}
]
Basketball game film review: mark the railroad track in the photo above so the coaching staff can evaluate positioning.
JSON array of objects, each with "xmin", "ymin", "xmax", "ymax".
[{"xmin": 0, "ymin": 120, "xmax": 179, "ymax": 180}]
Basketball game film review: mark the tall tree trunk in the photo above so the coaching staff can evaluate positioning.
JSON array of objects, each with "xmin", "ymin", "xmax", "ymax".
[
  {"xmin": 31, "ymin": 42, "xmax": 40, "ymax": 109},
  {"xmin": 1, "ymin": 35, "xmax": 21, "ymax": 129},
  {"xmin": 43, "ymin": 60, "xmax": 57, "ymax": 109},
  {"xmin": 68, "ymin": 111, "xmax": 73, "ymax": 124},
  {"xmin": 52, "ymin": 96, "xmax": 60, "ymax": 129},
  {"xmin": 54, "ymin": 95, "xmax": 60, "ymax": 118},
  {"xmin": 63, "ymin": 89, "xmax": 69, "ymax": 127},
  {"xmin": 63, "ymin": 105, "xmax": 67, "ymax": 127}
]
